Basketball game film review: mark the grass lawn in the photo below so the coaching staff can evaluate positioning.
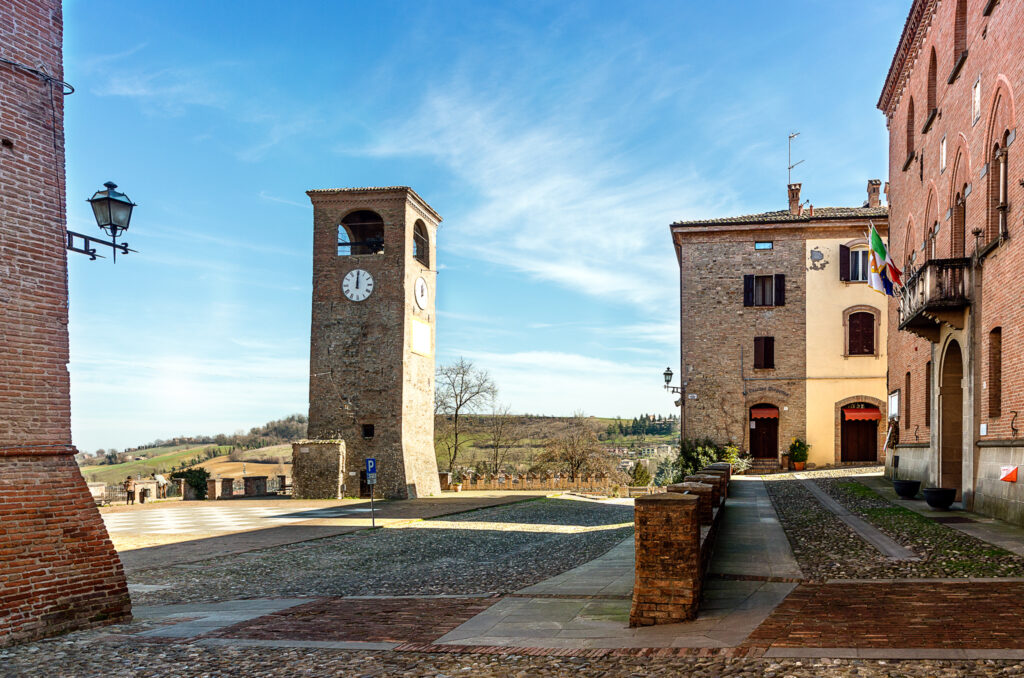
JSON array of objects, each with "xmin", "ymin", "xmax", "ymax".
[{"xmin": 79, "ymin": 445, "xmax": 232, "ymax": 484}]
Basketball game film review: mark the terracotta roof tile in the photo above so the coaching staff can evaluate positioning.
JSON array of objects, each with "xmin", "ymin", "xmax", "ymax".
[{"xmin": 671, "ymin": 205, "xmax": 889, "ymax": 228}]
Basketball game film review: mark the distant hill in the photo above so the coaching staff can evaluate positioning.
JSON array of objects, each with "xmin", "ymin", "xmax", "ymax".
[{"xmin": 78, "ymin": 445, "xmax": 231, "ymax": 484}]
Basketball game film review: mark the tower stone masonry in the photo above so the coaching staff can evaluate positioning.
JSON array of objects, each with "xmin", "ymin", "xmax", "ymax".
[{"xmin": 305, "ymin": 186, "xmax": 442, "ymax": 499}]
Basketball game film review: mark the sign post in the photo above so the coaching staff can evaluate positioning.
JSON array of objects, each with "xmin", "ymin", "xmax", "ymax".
[{"xmin": 366, "ymin": 458, "xmax": 377, "ymax": 527}]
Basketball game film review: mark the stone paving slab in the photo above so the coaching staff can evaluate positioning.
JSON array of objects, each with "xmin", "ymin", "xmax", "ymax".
[
  {"xmin": 708, "ymin": 477, "xmax": 803, "ymax": 579},
  {"xmin": 861, "ymin": 475, "xmax": 1024, "ymax": 557},
  {"xmin": 132, "ymin": 599, "xmax": 310, "ymax": 639},
  {"xmin": 795, "ymin": 475, "xmax": 919, "ymax": 560}
]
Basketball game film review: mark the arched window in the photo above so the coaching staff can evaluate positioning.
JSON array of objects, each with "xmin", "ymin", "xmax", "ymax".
[
  {"xmin": 413, "ymin": 220, "xmax": 429, "ymax": 267},
  {"xmin": 906, "ymin": 98, "xmax": 915, "ymax": 160},
  {"xmin": 989, "ymin": 327, "xmax": 1002, "ymax": 418},
  {"xmin": 953, "ymin": 0, "xmax": 967, "ymax": 61},
  {"xmin": 952, "ymin": 189, "xmax": 966, "ymax": 257},
  {"xmin": 338, "ymin": 210, "xmax": 384, "ymax": 256},
  {"xmin": 927, "ymin": 48, "xmax": 938, "ymax": 116},
  {"xmin": 904, "ymin": 372, "xmax": 912, "ymax": 430},
  {"xmin": 844, "ymin": 307, "xmax": 879, "ymax": 356}
]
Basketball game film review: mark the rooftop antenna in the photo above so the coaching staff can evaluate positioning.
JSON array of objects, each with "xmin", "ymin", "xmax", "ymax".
[{"xmin": 788, "ymin": 131, "xmax": 804, "ymax": 184}]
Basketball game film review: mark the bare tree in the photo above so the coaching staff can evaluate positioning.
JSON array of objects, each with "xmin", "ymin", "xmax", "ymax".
[
  {"xmin": 540, "ymin": 412, "xmax": 609, "ymax": 481},
  {"xmin": 435, "ymin": 357, "xmax": 497, "ymax": 473},
  {"xmin": 484, "ymin": 403, "xmax": 524, "ymax": 476}
]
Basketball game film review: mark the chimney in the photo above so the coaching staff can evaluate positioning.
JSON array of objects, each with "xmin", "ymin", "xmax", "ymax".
[
  {"xmin": 867, "ymin": 179, "xmax": 881, "ymax": 208},
  {"xmin": 788, "ymin": 183, "xmax": 802, "ymax": 214}
]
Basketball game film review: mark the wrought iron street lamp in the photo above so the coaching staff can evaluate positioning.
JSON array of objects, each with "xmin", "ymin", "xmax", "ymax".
[
  {"xmin": 663, "ymin": 366, "xmax": 682, "ymax": 394},
  {"xmin": 663, "ymin": 366, "xmax": 687, "ymax": 439},
  {"xmin": 67, "ymin": 181, "xmax": 138, "ymax": 261}
]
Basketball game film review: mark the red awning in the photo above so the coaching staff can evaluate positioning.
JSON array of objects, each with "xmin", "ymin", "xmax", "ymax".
[
  {"xmin": 750, "ymin": 406, "xmax": 779, "ymax": 420},
  {"xmin": 844, "ymin": 406, "xmax": 881, "ymax": 421}
]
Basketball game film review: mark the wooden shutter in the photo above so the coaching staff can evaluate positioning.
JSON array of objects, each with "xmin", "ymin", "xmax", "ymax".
[
  {"xmin": 743, "ymin": 275, "xmax": 754, "ymax": 307},
  {"xmin": 754, "ymin": 337, "xmax": 774, "ymax": 369},
  {"xmin": 990, "ymin": 328, "xmax": 1002, "ymax": 418},
  {"xmin": 839, "ymin": 244, "xmax": 850, "ymax": 281},
  {"xmin": 849, "ymin": 312, "xmax": 874, "ymax": 355},
  {"xmin": 773, "ymin": 274, "xmax": 785, "ymax": 306}
]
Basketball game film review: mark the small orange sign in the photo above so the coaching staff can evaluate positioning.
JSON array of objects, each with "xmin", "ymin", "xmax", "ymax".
[{"xmin": 1000, "ymin": 466, "xmax": 1018, "ymax": 483}]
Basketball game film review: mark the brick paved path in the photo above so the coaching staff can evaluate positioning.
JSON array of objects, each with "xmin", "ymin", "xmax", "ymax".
[
  {"xmin": 208, "ymin": 597, "xmax": 498, "ymax": 644},
  {"xmin": 745, "ymin": 581, "xmax": 1024, "ymax": 649}
]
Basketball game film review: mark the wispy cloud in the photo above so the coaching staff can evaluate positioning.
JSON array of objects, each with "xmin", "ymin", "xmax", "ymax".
[
  {"xmin": 365, "ymin": 85, "xmax": 732, "ymax": 307},
  {"xmin": 258, "ymin": 191, "xmax": 310, "ymax": 209}
]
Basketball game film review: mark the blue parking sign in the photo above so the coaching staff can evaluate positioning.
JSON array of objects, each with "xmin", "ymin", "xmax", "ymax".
[{"xmin": 366, "ymin": 458, "xmax": 376, "ymax": 474}]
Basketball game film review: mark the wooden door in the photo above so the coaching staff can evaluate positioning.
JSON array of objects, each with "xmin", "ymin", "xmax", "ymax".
[
  {"xmin": 750, "ymin": 417, "xmax": 778, "ymax": 458},
  {"xmin": 841, "ymin": 419, "xmax": 878, "ymax": 462}
]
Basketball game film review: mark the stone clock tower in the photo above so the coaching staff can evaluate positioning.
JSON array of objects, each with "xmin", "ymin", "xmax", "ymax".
[{"xmin": 305, "ymin": 186, "xmax": 441, "ymax": 499}]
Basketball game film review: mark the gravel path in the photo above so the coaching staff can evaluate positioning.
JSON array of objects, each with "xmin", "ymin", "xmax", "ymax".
[
  {"xmin": 764, "ymin": 468, "xmax": 1024, "ymax": 580},
  {"xmin": 130, "ymin": 497, "xmax": 634, "ymax": 605},
  {"xmin": 4, "ymin": 639, "xmax": 1024, "ymax": 677}
]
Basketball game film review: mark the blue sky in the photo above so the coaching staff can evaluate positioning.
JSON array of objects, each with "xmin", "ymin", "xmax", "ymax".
[{"xmin": 63, "ymin": 1, "xmax": 907, "ymax": 451}]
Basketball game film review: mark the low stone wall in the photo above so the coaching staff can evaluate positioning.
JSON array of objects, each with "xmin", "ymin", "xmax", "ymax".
[
  {"xmin": 887, "ymin": 444, "xmax": 930, "ymax": 483},
  {"xmin": 292, "ymin": 441, "xmax": 346, "ymax": 499},
  {"xmin": 630, "ymin": 464, "xmax": 728, "ymax": 627},
  {"xmin": 460, "ymin": 477, "xmax": 615, "ymax": 493}
]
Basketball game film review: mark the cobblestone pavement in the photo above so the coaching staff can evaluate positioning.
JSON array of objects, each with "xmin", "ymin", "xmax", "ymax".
[
  {"xmin": 129, "ymin": 497, "xmax": 634, "ymax": 605},
  {"xmin": 5, "ymin": 637, "xmax": 1024, "ymax": 677},
  {"xmin": 763, "ymin": 470, "xmax": 1024, "ymax": 580}
]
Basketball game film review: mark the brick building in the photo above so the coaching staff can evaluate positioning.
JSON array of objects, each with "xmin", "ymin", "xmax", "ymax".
[
  {"xmin": 879, "ymin": 0, "xmax": 1024, "ymax": 523},
  {"xmin": 671, "ymin": 183, "xmax": 889, "ymax": 470},
  {"xmin": 0, "ymin": 0, "xmax": 130, "ymax": 646}
]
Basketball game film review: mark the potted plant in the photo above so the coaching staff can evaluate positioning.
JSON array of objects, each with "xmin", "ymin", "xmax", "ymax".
[
  {"xmin": 788, "ymin": 438, "xmax": 810, "ymax": 471},
  {"xmin": 451, "ymin": 468, "xmax": 465, "ymax": 492}
]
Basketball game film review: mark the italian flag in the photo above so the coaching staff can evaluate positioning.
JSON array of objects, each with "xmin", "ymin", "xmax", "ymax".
[{"xmin": 868, "ymin": 223, "xmax": 902, "ymax": 297}]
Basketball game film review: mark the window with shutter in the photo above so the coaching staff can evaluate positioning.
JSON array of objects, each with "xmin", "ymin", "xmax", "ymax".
[
  {"xmin": 774, "ymin": 274, "xmax": 785, "ymax": 306},
  {"xmin": 904, "ymin": 372, "xmax": 912, "ymax": 429},
  {"xmin": 848, "ymin": 312, "xmax": 875, "ymax": 355},
  {"xmin": 925, "ymin": 361, "xmax": 932, "ymax": 426},
  {"xmin": 753, "ymin": 275, "xmax": 774, "ymax": 306},
  {"xmin": 754, "ymin": 336, "xmax": 775, "ymax": 369}
]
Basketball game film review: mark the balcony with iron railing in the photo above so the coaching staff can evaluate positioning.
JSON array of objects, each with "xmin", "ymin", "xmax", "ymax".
[{"xmin": 897, "ymin": 257, "xmax": 971, "ymax": 341}]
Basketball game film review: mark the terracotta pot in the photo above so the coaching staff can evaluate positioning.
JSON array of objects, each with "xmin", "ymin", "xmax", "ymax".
[{"xmin": 792, "ymin": 461, "xmax": 805, "ymax": 471}]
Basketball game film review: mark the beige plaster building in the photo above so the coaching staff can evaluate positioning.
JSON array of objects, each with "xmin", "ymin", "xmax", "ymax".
[{"xmin": 672, "ymin": 182, "xmax": 890, "ymax": 469}]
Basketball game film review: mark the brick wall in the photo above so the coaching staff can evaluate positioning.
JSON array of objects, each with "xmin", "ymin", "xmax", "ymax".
[
  {"xmin": 291, "ymin": 441, "xmax": 345, "ymax": 499},
  {"xmin": 0, "ymin": 0, "xmax": 130, "ymax": 645},
  {"xmin": 881, "ymin": 0, "xmax": 1024, "ymax": 513}
]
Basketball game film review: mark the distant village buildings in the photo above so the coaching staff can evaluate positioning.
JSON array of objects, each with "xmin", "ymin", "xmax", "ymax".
[
  {"xmin": 879, "ymin": 0, "xmax": 1024, "ymax": 523},
  {"xmin": 672, "ymin": 182, "xmax": 890, "ymax": 470}
]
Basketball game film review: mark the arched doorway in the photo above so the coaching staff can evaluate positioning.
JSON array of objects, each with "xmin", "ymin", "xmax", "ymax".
[
  {"xmin": 940, "ymin": 340, "xmax": 964, "ymax": 497},
  {"xmin": 841, "ymin": 403, "xmax": 881, "ymax": 462},
  {"xmin": 749, "ymin": 404, "xmax": 779, "ymax": 459}
]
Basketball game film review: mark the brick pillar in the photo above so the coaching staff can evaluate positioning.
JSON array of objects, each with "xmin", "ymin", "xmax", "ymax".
[
  {"xmin": 705, "ymin": 462, "xmax": 732, "ymax": 482},
  {"xmin": 698, "ymin": 468, "xmax": 730, "ymax": 496},
  {"xmin": 207, "ymin": 479, "xmax": 222, "ymax": 500},
  {"xmin": 630, "ymin": 493, "xmax": 702, "ymax": 626},
  {"xmin": 684, "ymin": 474, "xmax": 722, "ymax": 507},
  {"xmin": 667, "ymin": 483, "xmax": 714, "ymax": 524}
]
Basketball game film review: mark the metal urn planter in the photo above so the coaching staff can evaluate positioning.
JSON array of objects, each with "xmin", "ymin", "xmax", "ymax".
[
  {"xmin": 892, "ymin": 479, "xmax": 921, "ymax": 499},
  {"xmin": 922, "ymin": 487, "xmax": 957, "ymax": 510}
]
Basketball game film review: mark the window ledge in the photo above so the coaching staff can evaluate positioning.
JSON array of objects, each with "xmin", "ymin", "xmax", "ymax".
[
  {"xmin": 843, "ymin": 353, "xmax": 879, "ymax": 359},
  {"xmin": 922, "ymin": 108, "xmax": 938, "ymax": 134},
  {"xmin": 947, "ymin": 50, "xmax": 968, "ymax": 84}
]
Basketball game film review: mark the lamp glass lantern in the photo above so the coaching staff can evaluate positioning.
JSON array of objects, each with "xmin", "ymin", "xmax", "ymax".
[
  {"xmin": 663, "ymin": 366, "xmax": 674, "ymax": 386},
  {"xmin": 87, "ymin": 181, "xmax": 136, "ymax": 239}
]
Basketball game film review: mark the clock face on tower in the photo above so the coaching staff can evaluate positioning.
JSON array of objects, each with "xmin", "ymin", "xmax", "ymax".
[
  {"xmin": 342, "ymin": 268, "xmax": 374, "ymax": 302},
  {"xmin": 414, "ymin": 277, "xmax": 429, "ymax": 309}
]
